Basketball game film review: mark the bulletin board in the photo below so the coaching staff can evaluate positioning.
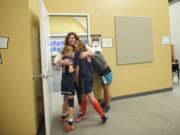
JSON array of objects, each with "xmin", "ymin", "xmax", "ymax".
[{"xmin": 115, "ymin": 16, "xmax": 153, "ymax": 65}]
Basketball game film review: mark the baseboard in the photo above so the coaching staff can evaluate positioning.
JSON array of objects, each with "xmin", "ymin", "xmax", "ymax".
[{"xmin": 111, "ymin": 87, "xmax": 173, "ymax": 101}]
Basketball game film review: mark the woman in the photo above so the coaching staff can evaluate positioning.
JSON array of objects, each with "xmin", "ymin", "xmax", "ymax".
[{"xmin": 54, "ymin": 32, "xmax": 93, "ymax": 66}]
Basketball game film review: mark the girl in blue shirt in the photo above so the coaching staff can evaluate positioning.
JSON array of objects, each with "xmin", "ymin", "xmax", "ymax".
[{"xmin": 74, "ymin": 40, "xmax": 108, "ymax": 123}]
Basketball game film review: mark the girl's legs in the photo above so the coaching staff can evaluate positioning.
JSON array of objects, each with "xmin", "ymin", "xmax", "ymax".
[
  {"xmin": 88, "ymin": 92, "xmax": 108, "ymax": 123},
  {"xmin": 101, "ymin": 72, "xmax": 112, "ymax": 112},
  {"xmin": 103, "ymin": 84, "xmax": 111, "ymax": 106},
  {"xmin": 74, "ymin": 82, "xmax": 82, "ymax": 106},
  {"xmin": 67, "ymin": 96, "xmax": 74, "ymax": 123},
  {"xmin": 80, "ymin": 95, "xmax": 88, "ymax": 114},
  {"xmin": 61, "ymin": 95, "xmax": 68, "ymax": 122},
  {"xmin": 101, "ymin": 84, "xmax": 111, "ymax": 112},
  {"xmin": 65, "ymin": 95, "xmax": 76, "ymax": 130},
  {"xmin": 76, "ymin": 91, "xmax": 108, "ymax": 123},
  {"xmin": 75, "ymin": 95, "xmax": 88, "ymax": 123},
  {"xmin": 87, "ymin": 92, "xmax": 104, "ymax": 117}
]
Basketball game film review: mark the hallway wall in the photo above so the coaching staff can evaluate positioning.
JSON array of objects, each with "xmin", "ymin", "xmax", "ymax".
[
  {"xmin": 0, "ymin": 0, "xmax": 40, "ymax": 134},
  {"xmin": 49, "ymin": 16, "xmax": 86, "ymax": 34}
]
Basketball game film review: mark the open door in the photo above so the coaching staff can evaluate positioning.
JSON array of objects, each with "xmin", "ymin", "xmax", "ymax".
[{"xmin": 39, "ymin": 0, "xmax": 53, "ymax": 135}]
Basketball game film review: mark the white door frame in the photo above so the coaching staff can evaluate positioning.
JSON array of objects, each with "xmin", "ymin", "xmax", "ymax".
[
  {"xmin": 39, "ymin": 0, "xmax": 53, "ymax": 135},
  {"xmin": 48, "ymin": 13, "xmax": 91, "ymax": 44}
]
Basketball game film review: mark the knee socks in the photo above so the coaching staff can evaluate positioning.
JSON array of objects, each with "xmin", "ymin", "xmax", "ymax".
[
  {"xmin": 90, "ymin": 98, "xmax": 104, "ymax": 117},
  {"xmin": 80, "ymin": 98, "xmax": 87, "ymax": 114}
]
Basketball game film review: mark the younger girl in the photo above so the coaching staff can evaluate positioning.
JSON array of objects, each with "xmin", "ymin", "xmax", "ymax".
[
  {"xmin": 74, "ymin": 40, "xmax": 108, "ymax": 123},
  {"xmin": 60, "ymin": 45, "xmax": 76, "ymax": 131}
]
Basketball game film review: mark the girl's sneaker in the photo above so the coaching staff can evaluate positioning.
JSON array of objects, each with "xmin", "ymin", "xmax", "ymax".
[
  {"xmin": 100, "ymin": 102, "xmax": 106, "ymax": 108},
  {"xmin": 75, "ymin": 113, "xmax": 87, "ymax": 123},
  {"xmin": 60, "ymin": 115, "xmax": 68, "ymax": 123},
  {"xmin": 101, "ymin": 114, "xmax": 108, "ymax": 123},
  {"xmin": 100, "ymin": 102, "xmax": 111, "ymax": 113},
  {"xmin": 65, "ymin": 124, "xmax": 76, "ymax": 131},
  {"xmin": 103, "ymin": 105, "xmax": 111, "ymax": 113}
]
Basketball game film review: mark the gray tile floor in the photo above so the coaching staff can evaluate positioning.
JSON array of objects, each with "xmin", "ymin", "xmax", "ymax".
[{"xmin": 51, "ymin": 69, "xmax": 180, "ymax": 135}]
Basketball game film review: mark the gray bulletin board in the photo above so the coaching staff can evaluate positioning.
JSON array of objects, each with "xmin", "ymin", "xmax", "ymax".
[{"xmin": 115, "ymin": 16, "xmax": 153, "ymax": 65}]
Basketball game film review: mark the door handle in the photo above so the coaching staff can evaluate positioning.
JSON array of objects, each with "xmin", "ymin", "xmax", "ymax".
[{"xmin": 32, "ymin": 73, "xmax": 52, "ymax": 79}]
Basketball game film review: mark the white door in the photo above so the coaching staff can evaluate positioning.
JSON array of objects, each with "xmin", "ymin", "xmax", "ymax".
[{"xmin": 39, "ymin": 0, "xmax": 53, "ymax": 135}]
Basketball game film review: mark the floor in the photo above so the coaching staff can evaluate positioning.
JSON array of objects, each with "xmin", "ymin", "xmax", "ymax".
[{"xmin": 50, "ymin": 69, "xmax": 180, "ymax": 135}]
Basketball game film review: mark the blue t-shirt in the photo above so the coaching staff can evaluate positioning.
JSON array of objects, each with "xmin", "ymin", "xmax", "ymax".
[
  {"xmin": 75, "ymin": 52, "xmax": 93, "ymax": 82},
  {"xmin": 62, "ymin": 56, "xmax": 74, "ymax": 77},
  {"xmin": 61, "ymin": 56, "xmax": 75, "ymax": 95}
]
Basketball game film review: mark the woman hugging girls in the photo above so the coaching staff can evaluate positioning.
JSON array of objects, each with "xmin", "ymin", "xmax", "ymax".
[{"xmin": 74, "ymin": 40, "xmax": 108, "ymax": 123}]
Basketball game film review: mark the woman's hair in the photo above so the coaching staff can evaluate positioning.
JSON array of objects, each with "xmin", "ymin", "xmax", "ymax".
[
  {"xmin": 64, "ymin": 32, "xmax": 79, "ymax": 45},
  {"xmin": 62, "ymin": 45, "xmax": 74, "ymax": 55},
  {"xmin": 77, "ymin": 40, "xmax": 87, "ymax": 52}
]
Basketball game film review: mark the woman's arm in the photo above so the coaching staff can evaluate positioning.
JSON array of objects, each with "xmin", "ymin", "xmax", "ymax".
[
  {"xmin": 79, "ymin": 44, "xmax": 94, "ymax": 59},
  {"xmin": 54, "ymin": 52, "xmax": 72, "ymax": 65}
]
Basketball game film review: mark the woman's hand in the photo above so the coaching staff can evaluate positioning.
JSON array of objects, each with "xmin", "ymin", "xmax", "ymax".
[
  {"xmin": 63, "ymin": 58, "xmax": 72, "ymax": 65},
  {"xmin": 79, "ymin": 49, "xmax": 93, "ymax": 59}
]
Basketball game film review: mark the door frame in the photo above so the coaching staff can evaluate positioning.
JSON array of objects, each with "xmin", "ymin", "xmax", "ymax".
[{"xmin": 39, "ymin": 0, "xmax": 53, "ymax": 135}]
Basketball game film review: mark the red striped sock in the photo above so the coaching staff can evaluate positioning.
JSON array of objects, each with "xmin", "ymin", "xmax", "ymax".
[
  {"xmin": 80, "ymin": 98, "xmax": 87, "ymax": 114},
  {"xmin": 91, "ymin": 98, "xmax": 104, "ymax": 117}
]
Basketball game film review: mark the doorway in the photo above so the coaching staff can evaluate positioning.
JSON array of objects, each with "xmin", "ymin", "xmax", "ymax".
[
  {"xmin": 48, "ymin": 13, "xmax": 90, "ymax": 134},
  {"xmin": 169, "ymin": 1, "xmax": 180, "ymax": 83}
]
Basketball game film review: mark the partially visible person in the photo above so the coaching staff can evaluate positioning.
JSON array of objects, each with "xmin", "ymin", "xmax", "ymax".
[
  {"xmin": 74, "ymin": 40, "xmax": 108, "ymax": 123},
  {"xmin": 91, "ymin": 50, "xmax": 112, "ymax": 112},
  {"xmin": 60, "ymin": 45, "xmax": 76, "ymax": 131},
  {"xmin": 54, "ymin": 32, "xmax": 93, "ymax": 105}
]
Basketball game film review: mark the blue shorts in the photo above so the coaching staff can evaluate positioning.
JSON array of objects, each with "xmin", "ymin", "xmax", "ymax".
[
  {"xmin": 101, "ymin": 72, "xmax": 112, "ymax": 85},
  {"xmin": 61, "ymin": 77, "xmax": 75, "ymax": 95},
  {"xmin": 79, "ymin": 79, "xmax": 93, "ymax": 94}
]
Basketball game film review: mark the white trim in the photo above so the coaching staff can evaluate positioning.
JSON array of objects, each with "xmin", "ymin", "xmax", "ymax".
[
  {"xmin": 50, "ymin": 33, "xmax": 87, "ymax": 37},
  {"xmin": 49, "ymin": 12, "xmax": 89, "ymax": 16},
  {"xmin": 48, "ymin": 13, "xmax": 91, "ymax": 44},
  {"xmin": 87, "ymin": 14, "xmax": 91, "ymax": 44}
]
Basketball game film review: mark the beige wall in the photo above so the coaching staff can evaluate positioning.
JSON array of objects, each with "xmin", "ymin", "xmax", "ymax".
[
  {"xmin": 50, "ymin": 16, "xmax": 86, "ymax": 34},
  {"xmin": 0, "ymin": 0, "xmax": 40, "ymax": 134},
  {"xmin": 45, "ymin": 0, "xmax": 172, "ymax": 97}
]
